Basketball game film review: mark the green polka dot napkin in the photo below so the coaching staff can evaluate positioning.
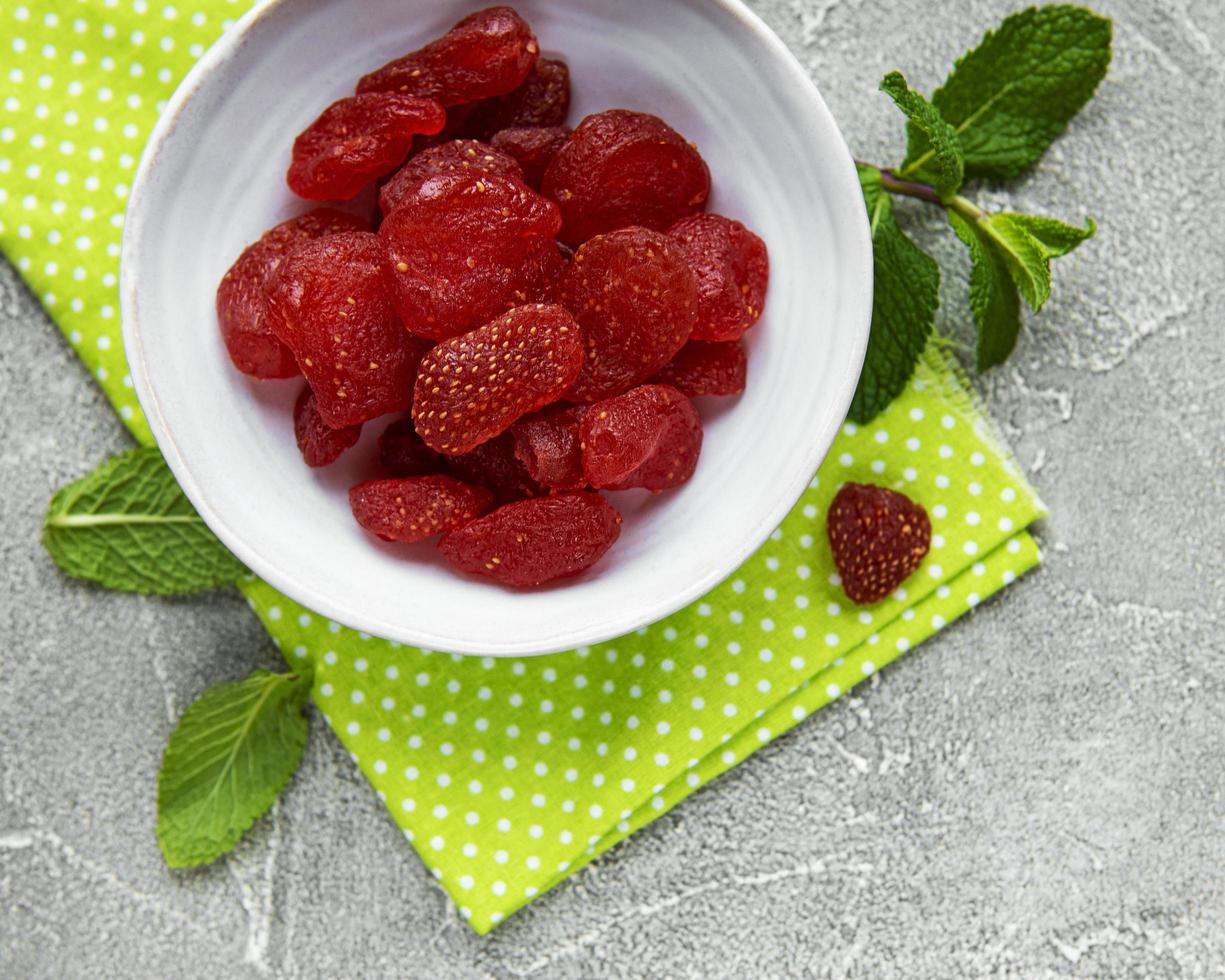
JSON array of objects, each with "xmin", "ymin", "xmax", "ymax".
[{"xmin": 1, "ymin": 0, "xmax": 1046, "ymax": 933}]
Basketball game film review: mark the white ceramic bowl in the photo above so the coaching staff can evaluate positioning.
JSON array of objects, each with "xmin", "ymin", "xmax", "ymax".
[{"xmin": 121, "ymin": 0, "xmax": 872, "ymax": 656}]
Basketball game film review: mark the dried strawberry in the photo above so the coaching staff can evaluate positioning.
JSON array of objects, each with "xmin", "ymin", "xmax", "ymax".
[
  {"xmin": 826, "ymin": 483, "xmax": 931, "ymax": 605},
  {"xmin": 287, "ymin": 93, "xmax": 446, "ymax": 201},
  {"xmin": 489, "ymin": 125, "xmax": 570, "ymax": 189},
  {"xmin": 379, "ymin": 172, "xmax": 563, "ymax": 340},
  {"xmin": 267, "ymin": 231, "xmax": 420, "ymax": 428},
  {"xmin": 378, "ymin": 417, "xmax": 444, "ymax": 477},
  {"xmin": 650, "ymin": 339, "xmax": 747, "ymax": 397},
  {"xmin": 379, "ymin": 139, "xmax": 523, "ymax": 216},
  {"xmin": 438, "ymin": 492, "xmax": 622, "ymax": 586},
  {"xmin": 350, "ymin": 475, "xmax": 492, "ymax": 543},
  {"xmin": 543, "ymin": 110, "xmax": 711, "ymax": 243},
  {"xmin": 445, "ymin": 432, "xmax": 546, "ymax": 505},
  {"xmin": 581, "ymin": 384, "xmax": 702, "ymax": 492},
  {"xmin": 561, "ymin": 227, "xmax": 698, "ymax": 402},
  {"xmin": 217, "ymin": 209, "xmax": 367, "ymax": 379},
  {"xmin": 668, "ymin": 214, "xmax": 769, "ymax": 341},
  {"xmin": 414, "ymin": 103, "xmax": 479, "ymax": 152},
  {"xmin": 462, "ymin": 57, "xmax": 570, "ymax": 140},
  {"xmin": 294, "ymin": 386, "xmax": 362, "ymax": 467},
  {"xmin": 357, "ymin": 7, "xmax": 538, "ymax": 106},
  {"xmin": 412, "ymin": 304, "xmax": 582, "ymax": 455},
  {"xmin": 512, "ymin": 404, "xmax": 587, "ymax": 490}
]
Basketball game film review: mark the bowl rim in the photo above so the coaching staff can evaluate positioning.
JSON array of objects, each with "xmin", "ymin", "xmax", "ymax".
[{"xmin": 120, "ymin": 0, "xmax": 873, "ymax": 656}]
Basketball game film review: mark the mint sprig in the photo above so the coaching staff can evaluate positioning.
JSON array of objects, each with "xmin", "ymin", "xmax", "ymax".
[
  {"xmin": 157, "ymin": 669, "xmax": 312, "ymax": 868},
  {"xmin": 852, "ymin": 4, "xmax": 1111, "ymax": 421},
  {"xmin": 43, "ymin": 447, "xmax": 245, "ymax": 594}
]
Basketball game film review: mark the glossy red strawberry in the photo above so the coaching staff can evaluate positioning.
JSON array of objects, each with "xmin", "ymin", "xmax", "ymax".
[
  {"xmin": 378, "ymin": 139, "xmax": 523, "ymax": 217},
  {"xmin": 667, "ymin": 213, "xmax": 769, "ymax": 341},
  {"xmin": 560, "ymin": 227, "xmax": 697, "ymax": 402},
  {"xmin": 378, "ymin": 172, "xmax": 563, "ymax": 340},
  {"xmin": 412, "ymin": 303, "xmax": 582, "ymax": 455},
  {"xmin": 266, "ymin": 231, "xmax": 421, "ymax": 428},
  {"xmin": 489, "ymin": 125, "xmax": 571, "ymax": 189},
  {"xmin": 349, "ymin": 475, "xmax": 492, "ymax": 543},
  {"xmin": 580, "ymin": 384, "xmax": 702, "ymax": 492},
  {"xmin": 438, "ymin": 492, "xmax": 622, "ymax": 586},
  {"xmin": 649, "ymin": 339, "xmax": 747, "ymax": 397},
  {"xmin": 293, "ymin": 387, "xmax": 362, "ymax": 467},
  {"xmin": 287, "ymin": 93, "xmax": 445, "ymax": 201},
  {"xmin": 378, "ymin": 417, "xmax": 444, "ymax": 477},
  {"xmin": 445, "ymin": 432, "xmax": 547, "ymax": 505},
  {"xmin": 356, "ymin": 6, "xmax": 538, "ymax": 106},
  {"xmin": 543, "ymin": 110, "xmax": 711, "ymax": 244},
  {"xmin": 461, "ymin": 57, "xmax": 570, "ymax": 140},
  {"xmin": 216, "ymin": 208, "xmax": 367, "ymax": 379},
  {"xmin": 826, "ymin": 483, "xmax": 931, "ymax": 604},
  {"xmin": 511, "ymin": 404, "xmax": 587, "ymax": 490}
]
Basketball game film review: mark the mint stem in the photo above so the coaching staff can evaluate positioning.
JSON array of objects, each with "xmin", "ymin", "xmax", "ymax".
[
  {"xmin": 859, "ymin": 162, "xmax": 988, "ymax": 220},
  {"xmin": 875, "ymin": 166, "xmax": 944, "ymax": 206}
]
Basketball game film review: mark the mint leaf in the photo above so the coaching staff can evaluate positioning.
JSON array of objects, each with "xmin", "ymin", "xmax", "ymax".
[
  {"xmin": 850, "ymin": 167, "xmax": 940, "ymax": 423},
  {"xmin": 1005, "ymin": 213, "xmax": 1098, "ymax": 256},
  {"xmin": 948, "ymin": 210, "xmax": 1022, "ymax": 369},
  {"xmin": 976, "ymin": 211, "xmax": 1094, "ymax": 311},
  {"xmin": 882, "ymin": 71, "xmax": 964, "ymax": 199},
  {"xmin": 922, "ymin": 5, "xmax": 1112, "ymax": 179},
  {"xmin": 157, "ymin": 669, "xmax": 311, "ymax": 869},
  {"xmin": 43, "ymin": 447, "xmax": 245, "ymax": 594}
]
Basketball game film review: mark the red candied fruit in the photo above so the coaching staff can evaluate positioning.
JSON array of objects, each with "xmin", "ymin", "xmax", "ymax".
[
  {"xmin": 357, "ymin": 6, "xmax": 538, "ymax": 106},
  {"xmin": 650, "ymin": 339, "xmax": 747, "ymax": 397},
  {"xmin": 543, "ymin": 110, "xmax": 711, "ymax": 243},
  {"xmin": 415, "ymin": 103, "xmax": 479, "ymax": 151},
  {"xmin": 413, "ymin": 304, "xmax": 582, "ymax": 455},
  {"xmin": 217, "ymin": 209, "xmax": 367, "ymax": 379},
  {"xmin": 349, "ymin": 475, "xmax": 492, "ymax": 543},
  {"xmin": 512, "ymin": 404, "xmax": 587, "ymax": 490},
  {"xmin": 827, "ymin": 483, "xmax": 931, "ymax": 604},
  {"xmin": 294, "ymin": 387, "xmax": 362, "ymax": 467},
  {"xmin": 379, "ymin": 172, "xmax": 563, "ymax": 340},
  {"xmin": 379, "ymin": 139, "xmax": 523, "ymax": 217},
  {"xmin": 462, "ymin": 57, "xmax": 570, "ymax": 140},
  {"xmin": 267, "ymin": 231, "xmax": 421, "ymax": 428},
  {"xmin": 438, "ymin": 492, "xmax": 622, "ymax": 586},
  {"xmin": 379, "ymin": 417, "xmax": 444, "ymax": 477},
  {"xmin": 490, "ymin": 125, "xmax": 570, "ymax": 189},
  {"xmin": 445, "ymin": 432, "xmax": 546, "ymax": 505},
  {"xmin": 560, "ymin": 227, "xmax": 698, "ymax": 402},
  {"xmin": 667, "ymin": 214, "xmax": 769, "ymax": 341},
  {"xmin": 287, "ymin": 93, "xmax": 446, "ymax": 201},
  {"xmin": 581, "ymin": 384, "xmax": 703, "ymax": 492}
]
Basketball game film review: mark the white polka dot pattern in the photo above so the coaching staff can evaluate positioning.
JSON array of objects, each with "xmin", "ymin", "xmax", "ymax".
[
  {"xmin": 238, "ymin": 356, "xmax": 1044, "ymax": 933},
  {"xmin": 0, "ymin": 2, "xmax": 1047, "ymax": 935}
]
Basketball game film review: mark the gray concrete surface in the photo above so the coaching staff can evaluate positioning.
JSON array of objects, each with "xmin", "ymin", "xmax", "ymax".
[{"xmin": 3, "ymin": 0, "xmax": 1224, "ymax": 976}]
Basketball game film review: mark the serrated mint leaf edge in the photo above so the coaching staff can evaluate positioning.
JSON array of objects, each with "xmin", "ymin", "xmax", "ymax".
[
  {"xmin": 974, "ymin": 211, "xmax": 1095, "ymax": 312},
  {"xmin": 42, "ymin": 446, "xmax": 245, "ymax": 595},
  {"xmin": 850, "ymin": 166, "xmax": 941, "ymax": 423},
  {"xmin": 930, "ymin": 5, "xmax": 1113, "ymax": 179},
  {"xmin": 948, "ymin": 209, "xmax": 1023, "ymax": 370},
  {"xmin": 1005, "ymin": 213, "xmax": 1097, "ymax": 256},
  {"xmin": 157, "ymin": 669, "xmax": 311, "ymax": 869},
  {"xmin": 880, "ymin": 70, "xmax": 964, "ymax": 199}
]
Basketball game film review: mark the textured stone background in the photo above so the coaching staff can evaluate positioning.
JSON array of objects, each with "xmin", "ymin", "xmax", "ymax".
[{"xmin": 2, "ymin": 0, "xmax": 1223, "ymax": 976}]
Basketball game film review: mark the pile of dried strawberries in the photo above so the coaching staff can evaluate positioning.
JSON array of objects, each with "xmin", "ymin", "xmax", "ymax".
[{"xmin": 216, "ymin": 6, "xmax": 769, "ymax": 587}]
